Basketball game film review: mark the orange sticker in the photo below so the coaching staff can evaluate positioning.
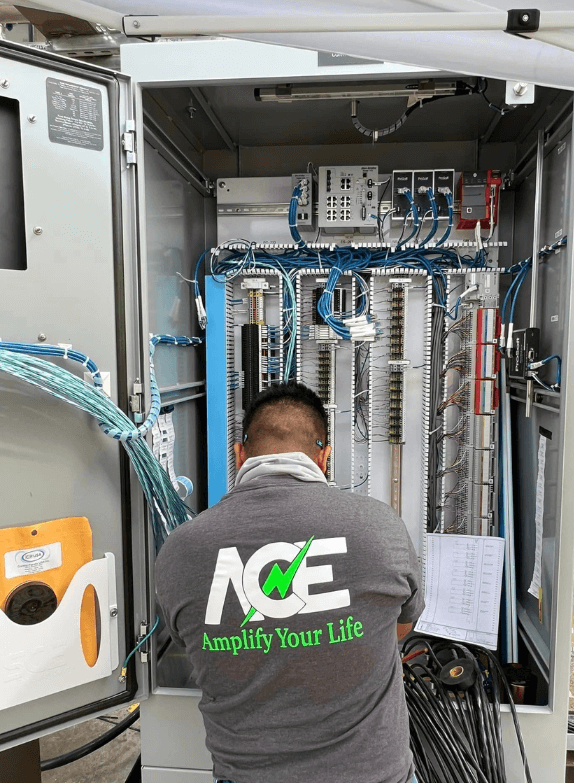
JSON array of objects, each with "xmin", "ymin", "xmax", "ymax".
[{"xmin": 0, "ymin": 517, "xmax": 97, "ymax": 666}]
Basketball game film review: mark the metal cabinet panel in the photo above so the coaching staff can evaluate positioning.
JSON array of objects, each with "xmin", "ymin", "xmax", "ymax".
[
  {"xmin": 142, "ymin": 140, "xmax": 209, "ymax": 511},
  {"xmin": 140, "ymin": 691, "xmax": 211, "ymax": 771},
  {"xmin": 143, "ymin": 768, "xmax": 213, "ymax": 783},
  {"xmin": 0, "ymin": 40, "xmax": 148, "ymax": 747}
]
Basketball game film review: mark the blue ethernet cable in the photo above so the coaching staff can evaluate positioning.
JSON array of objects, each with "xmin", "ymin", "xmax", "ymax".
[
  {"xmin": 436, "ymin": 192, "xmax": 454, "ymax": 247},
  {"xmin": 418, "ymin": 188, "xmax": 439, "ymax": 247},
  {"xmin": 396, "ymin": 191, "xmax": 420, "ymax": 249}
]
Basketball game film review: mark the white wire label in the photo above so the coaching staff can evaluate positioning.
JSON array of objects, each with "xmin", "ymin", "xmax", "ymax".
[
  {"xmin": 528, "ymin": 434, "xmax": 546, "ymax": 600},
  {"xmin": 4, "ymin": 542, "xmax": 62, "ymax": 579}
]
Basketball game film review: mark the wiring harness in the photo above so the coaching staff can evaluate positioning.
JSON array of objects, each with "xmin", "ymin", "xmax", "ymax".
[
  {"xmin": 0, "ymin": 334, "xmax": 201, "ymax": 547},
  {"xmin": 499, "ymin": 236, "xmax": 568, "ymax": 351},
  {"xmin": 193, "ymin": 185, "xmax": 500, "ymax": 380},
  {"xmin": 402, "ymin": 636, "xmax": 532, "ymax": 783}
]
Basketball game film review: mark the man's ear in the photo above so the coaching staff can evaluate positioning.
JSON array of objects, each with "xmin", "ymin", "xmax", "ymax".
[
  {"xmin": 316, "ymin": 445, "xmax": 332, "ymax": 475},
  {"xmin": 234, "ymin": 442, "xmax": 247, "ymax": 470}
]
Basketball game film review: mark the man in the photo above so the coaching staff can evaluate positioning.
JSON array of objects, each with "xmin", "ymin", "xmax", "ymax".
[{"xmin": 156, "ymin": 381, "xmax": 424, "ymax": 783}]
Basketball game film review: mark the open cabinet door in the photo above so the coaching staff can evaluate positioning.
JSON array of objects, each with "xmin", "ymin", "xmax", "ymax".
[{"xmin": 0, "ymin": 39, "xmax": 151, "ymax": 749}]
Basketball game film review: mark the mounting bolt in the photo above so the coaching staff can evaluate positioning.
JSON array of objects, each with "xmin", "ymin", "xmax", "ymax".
[
  {"xmin": 33, "ymin": 226, "xmax": 43, "ymax": 235},
  {"xmin": 513, "ymin": 82, "xmax": 529, "ymax": 97},
  {"xmin": 132, "ymin": 19, "xmax": 140, "ymax": 28},
  {"xmin": 219, "ymin": 181, "xmax": 226, "ymax": 188},
  {"xmin": 27, "ymin": 115, "xmax": 37, "ymax": 123},
  {"xmin": 37, "ymin": 334, "xmax": 47, "ymax": 342},
  {"xmin": 0, "ymin": 79, "xmax": 9, "ymax": 89},
  {"xmin": 110, "ymin": 607, "xmax": 118, "ymax": 617},
  {"xmin": 521, "ymin": 13, "xmax": 530, "ymax": 22}
]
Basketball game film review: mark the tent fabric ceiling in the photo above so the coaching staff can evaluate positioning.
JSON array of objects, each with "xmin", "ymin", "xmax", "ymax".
[{"xmin": 13, "ymin": 0, "xmax": 574, "ymax": 91}]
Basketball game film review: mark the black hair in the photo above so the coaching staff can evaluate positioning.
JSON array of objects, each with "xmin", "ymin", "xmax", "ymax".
[{"xmin": 242, "ymin": 381, "xmax": 328, "ymax": 445}]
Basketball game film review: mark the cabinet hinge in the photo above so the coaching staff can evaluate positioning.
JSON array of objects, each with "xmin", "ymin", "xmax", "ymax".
[
  {"xmin": 138, "ymin": 621, "xmax": 150, "ymax": 663},
  {"xmin": 122, "ymin": 119, "xmax": 137, "ymax": 165},
  {"xmin": 130, "ymin": 380, "xmax": 144, "ymax": 422}
]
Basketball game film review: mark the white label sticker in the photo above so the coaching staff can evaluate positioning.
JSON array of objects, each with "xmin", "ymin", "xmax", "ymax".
[
  {"xmin": 4, "ymin": 542, "xmax": 62, "ymax": 579},
  {"xmin": 551, "ymin": 315, "xmax": 559, "ymax": 323},
  {"xmin": 528, "ymin": 435, "xmax": 546, "ymax": 599},
  {"xmin": 558, "ymin": 142, "xmax": 567, "ymax": 155},
  {"xmin": 555, "ymin": 228, "xmax": 563, "ymax": 238}
]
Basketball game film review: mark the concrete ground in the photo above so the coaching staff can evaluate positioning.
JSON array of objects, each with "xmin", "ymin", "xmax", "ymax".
[{"xmin": 40, "ymin": 707, "xmax": 140, "ymax": 783}]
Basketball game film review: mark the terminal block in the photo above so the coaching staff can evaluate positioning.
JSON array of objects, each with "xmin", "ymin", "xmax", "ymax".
[{"xmin": 387, "ymin": 280, "xmax": 410, "ymax": 444}]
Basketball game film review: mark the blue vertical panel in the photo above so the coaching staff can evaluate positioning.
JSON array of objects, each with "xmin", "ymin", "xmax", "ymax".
[{"xmin": 206, "ymin": 276, "xmax": 229, "ymax": 506}]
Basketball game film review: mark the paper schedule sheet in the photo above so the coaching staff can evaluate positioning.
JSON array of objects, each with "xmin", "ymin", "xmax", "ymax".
[{"xmin": 415, "ymin": 534, "xmax": 505, "ymax": 650}]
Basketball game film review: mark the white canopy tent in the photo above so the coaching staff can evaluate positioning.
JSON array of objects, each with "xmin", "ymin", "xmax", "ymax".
[{"xmin": 12, "ymin": 0, "xmax": 574, "ymax": 90}]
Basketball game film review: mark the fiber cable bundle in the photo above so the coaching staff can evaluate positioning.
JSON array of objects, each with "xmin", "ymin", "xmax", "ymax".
[
  {"xmin": 0, "ymin": 337, "xmax": 200, "ymax": 548},
  {"xmin": 402, "ymin": 635, "xmax": 532, "ymax": 783}
]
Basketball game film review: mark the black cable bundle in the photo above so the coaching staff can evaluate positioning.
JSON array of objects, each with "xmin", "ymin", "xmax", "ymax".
[
  {"xmin": 426, "ymin": 276, "xmax": 446, "ymax": 532},
  {"xmin": 402, "ymin": 636, "xmax": 532, "ymax": 783}
]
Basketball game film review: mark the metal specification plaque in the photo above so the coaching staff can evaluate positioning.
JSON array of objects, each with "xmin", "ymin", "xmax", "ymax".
[{"xmin": 46, "ymin": 77, "xmax": 104, "ymax": 151}]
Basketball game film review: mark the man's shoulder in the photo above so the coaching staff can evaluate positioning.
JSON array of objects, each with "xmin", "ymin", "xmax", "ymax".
[{"xmin": 156, "ymin": 504, "xmax": 222, "ymax": 561}]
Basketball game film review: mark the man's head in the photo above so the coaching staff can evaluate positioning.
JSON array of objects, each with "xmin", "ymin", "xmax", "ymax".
[{"xmin": 234, "ymin": 381, "xmax": 331, "ymax": 473}]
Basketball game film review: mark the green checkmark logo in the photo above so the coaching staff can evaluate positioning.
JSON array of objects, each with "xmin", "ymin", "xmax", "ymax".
[{"xmin": 240, "ymin": 536, "xmax": 315, "ymax": 627}]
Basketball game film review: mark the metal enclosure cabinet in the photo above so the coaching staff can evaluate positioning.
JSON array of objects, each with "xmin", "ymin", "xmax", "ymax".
[{"xmin": 119, "ymin": 38, "xmax": 574, "ymax": 783}]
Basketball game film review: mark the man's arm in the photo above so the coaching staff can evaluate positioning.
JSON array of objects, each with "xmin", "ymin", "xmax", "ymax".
[
  {"xmin": 396, "ymin": 622, "xmax": 412, "ymax": 641},
  {"xmin": 397, "ymin": 529, "xmax": 425, "ymax": 628}
]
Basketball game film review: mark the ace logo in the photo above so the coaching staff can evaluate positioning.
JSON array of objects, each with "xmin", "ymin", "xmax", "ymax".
[{"xmin": 205, "ymin": 536, "xmax": 350, "ymax": 626}]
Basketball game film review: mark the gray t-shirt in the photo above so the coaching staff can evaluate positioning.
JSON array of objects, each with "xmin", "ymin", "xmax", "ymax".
[{"xmin": 155, "ymin": 475, "xmax": 424, "ymax": 783}]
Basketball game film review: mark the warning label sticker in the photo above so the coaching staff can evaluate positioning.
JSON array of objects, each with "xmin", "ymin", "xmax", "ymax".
[{"xmin": 46, "ymin": 77, "xmax": 104, "ymax": 151}]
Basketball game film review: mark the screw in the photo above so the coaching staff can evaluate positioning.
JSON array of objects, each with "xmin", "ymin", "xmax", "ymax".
[
  {"xmin": 0, "ymin": 79, "xmax": 9, "ymax": 89},
  {"xmin": 521, "ymin": 13, "xmax": 530, "ymax": 22},
  {"xmin": 513, "ymin": 82, "xmax": 529, "ymax": 97},
  {"xmin": 132, "ymin": 19, "xmax": 140, "ymax": 28},
  {"xmin": 219, "ymin": 181, "xmax": 227, "ymax": 188},
  {"xmin": 27, "ymin": 115, "xmax": 37, "ymax": 123},
  {"xmin": 38, "ymin": 334, "xmax": 47, "ymax": 342},
  {"xmin": 110, "ymin": 607, "xmax": 118, "ymax": 617},
  {"xmin": 33, "ymin": 226, "xmax": 43, "ymax": 235}
]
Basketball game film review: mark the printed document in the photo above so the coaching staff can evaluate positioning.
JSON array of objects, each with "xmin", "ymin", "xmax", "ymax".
[{"xmin": 415, "ymin": 533, "xmax": 505, "ymax": 650}]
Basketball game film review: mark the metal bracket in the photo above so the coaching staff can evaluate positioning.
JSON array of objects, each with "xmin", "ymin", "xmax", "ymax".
[
  {"xmin": 505, "ymin": 9, "xmax": 540, "ymax": 36},
  {"xmin": 122, "ymin": 120, "xmax": 137, "ymax": 165}
]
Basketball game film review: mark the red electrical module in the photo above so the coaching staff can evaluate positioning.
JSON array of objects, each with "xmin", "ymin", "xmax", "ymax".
[{"xmin": 457, "ymin": 169, "xmax": 502, "ymax": 231}]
